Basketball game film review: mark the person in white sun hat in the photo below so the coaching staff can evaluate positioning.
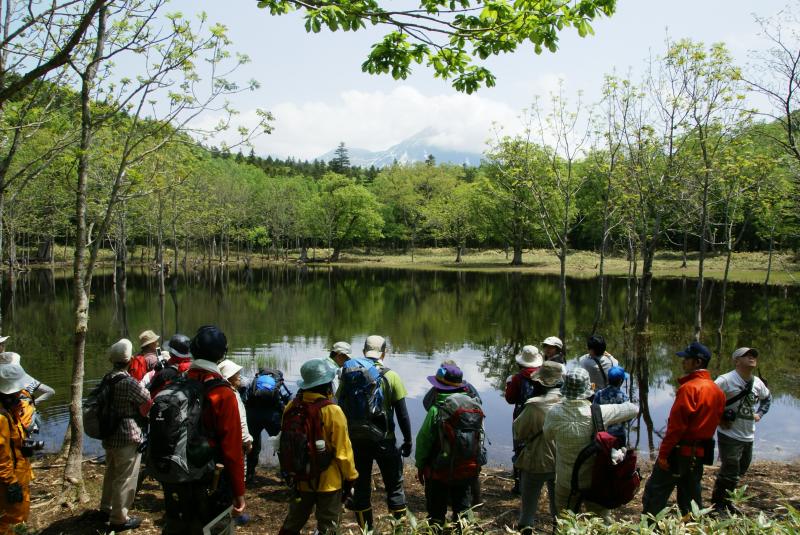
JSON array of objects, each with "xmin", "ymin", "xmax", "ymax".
[{"xmin": 505, "ymin": 345, "xmax": 544, "ymax": 494}]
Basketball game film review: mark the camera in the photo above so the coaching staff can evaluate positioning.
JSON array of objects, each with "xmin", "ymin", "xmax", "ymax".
[
  {"xmin": 722, "ymin": 408, "xmax": 737, "ymax": 423},
  {"xmin": 21, "ymin": 438, "xmax": 44, "ymax": 457}
]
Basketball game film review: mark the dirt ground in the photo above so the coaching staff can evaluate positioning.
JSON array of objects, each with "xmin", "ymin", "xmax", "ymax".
[{"xmin": 27, "ymin": 456, "xmax": 800, "ymax": 534}]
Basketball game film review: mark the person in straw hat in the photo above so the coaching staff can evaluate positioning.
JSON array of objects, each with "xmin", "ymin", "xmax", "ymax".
[
  {"xmin": 505, "ymin": 345, "xmax": 544, "ymax": 494},
  {"xmin": 513, "ymin": 361, "xmax": 564, "ymax": 533},
  {"xmin": 128, "ymin": 330, "xmax": 161, "ymax": 382}
]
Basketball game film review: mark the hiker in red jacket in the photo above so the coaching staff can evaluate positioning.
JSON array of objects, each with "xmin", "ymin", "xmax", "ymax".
[{"xmin": 642, "ymin": 341, "xmax": 726, "ymax": 516}]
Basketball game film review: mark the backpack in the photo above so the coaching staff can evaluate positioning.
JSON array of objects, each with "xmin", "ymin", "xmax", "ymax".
[
  {"xmin": 431, "ymin": 393, "xmax": 486, "ymax": 480},
  {"xmin": 128, "ymin": 354, "xmax": 148, "ymax": 382},
  {"xmin": 569, "ymin": 405, "xmax": 641, "ymax": 510},
  {"xmin": 513, "ymin": 375, "xmax": 539, "ymax": 418},
  {"xmin": 147, "ymin": 364, "xmax": 181, "ymax": 398},
  {"xmin": 247, "ymin": 368, "xmax": 287, "ymax": 407},
  {"xmin": 83, "ymin": 373, "xmax": 127, "ymax": 440},
  {"xmin": 338, "ymin": 358, "xmax": 391, "ymax": 443},
  {"xmin": 146, "ymin": 376, "xmax": 227, "ymax": 483},
  {"xmin": 278, "ymin": 397, "xmax": 333, "ymax": 486}
]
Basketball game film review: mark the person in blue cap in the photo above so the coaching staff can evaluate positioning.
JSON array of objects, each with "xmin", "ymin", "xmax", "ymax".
[{"xmin": 592, "ymin": 365, "xmax": 631, "ymax": 446}]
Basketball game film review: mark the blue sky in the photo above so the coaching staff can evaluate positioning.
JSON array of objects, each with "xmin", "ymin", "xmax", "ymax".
[{"xmin": 170, "ymin": 0, "xmax": 793, "ymax": 160}]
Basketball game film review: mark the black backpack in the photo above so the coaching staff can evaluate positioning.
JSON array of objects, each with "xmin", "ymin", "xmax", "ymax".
[
  {"xmin": 147, "ymin": 375, "xmax": 226, "ymax": 483},
  {"xmin": 246, "ymin": 368, "xmax": 288, "ymax": 407},
  {"xmin": 83, "ymin": 373, "xmax": 127, "ymax": 440}
]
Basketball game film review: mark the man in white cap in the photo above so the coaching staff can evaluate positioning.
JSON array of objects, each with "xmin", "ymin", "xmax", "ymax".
[
  {"xmin": 98, "ymin": 338, "xmax": 152, "ymax": 533},
  {"xmin": 711, "ymin": 347, "xmax": 771, "ymax": 513},
  {"xmin": 505, "ymin": 345, "xmax": 544, "ymax": 494}
]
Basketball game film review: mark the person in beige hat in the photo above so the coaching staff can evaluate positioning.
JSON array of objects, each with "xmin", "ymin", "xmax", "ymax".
[
  {"xmin": 128, "ymin": 330, "xmax": 161, "ymax": 382},
  {"xmin": 97, "ymin": 338, "xmax": 152, "ymax": 532},
  {"xmin": 513, "ymin": 361, "xmax": 564, "ymax": 531},
  {"xmin": 505, "ymin": 345, "xmax": 544, "ymax": 494}
]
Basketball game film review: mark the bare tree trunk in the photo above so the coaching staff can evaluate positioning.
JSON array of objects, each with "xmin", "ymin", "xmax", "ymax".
[
  {"xmin": 558, "ymin": 244, "xmax": 567, "ymax": 343},
  {"xmin": 511, "ymin": 243, "xmax": 523, "ymax": 266},
  {"xmin": 681, "ymin": 229, "xmax": 688, "ymax": 268},
  {"xmin": 694, "ymin": 154, "xmax": 712, "ymax": 343},
  {"xmin": 455, "ymin": 244, "xmax": 463, "ymax": 263},
  {"xmin": 765, "ymin": 225, "xmax": 775, "ymax": 287}
]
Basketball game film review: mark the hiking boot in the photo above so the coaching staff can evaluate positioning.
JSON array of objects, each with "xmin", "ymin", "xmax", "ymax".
[
  {"xmin": 85, "ymin": 509, "xmax": 110, "ymax": 523},
  {"xmin": 107, "ymin": 516, "xmax": 142, "ymax": 533}
]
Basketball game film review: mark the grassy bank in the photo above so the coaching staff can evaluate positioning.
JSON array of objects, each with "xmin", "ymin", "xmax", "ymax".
[{"xmin": 29, "ymin": 457, "xmax": 800, "ymax": 534}]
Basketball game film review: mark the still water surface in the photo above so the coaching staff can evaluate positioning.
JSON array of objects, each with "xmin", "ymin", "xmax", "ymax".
[{"xmin": 4, "ymin": 266, "xmax": 799, "ymax": 465}]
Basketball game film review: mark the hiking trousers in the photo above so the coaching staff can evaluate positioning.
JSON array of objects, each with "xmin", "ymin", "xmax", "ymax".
[
  {"xmin": 425, "ymin": 477, "xmax": 475, "ymax": 526},
  {"xmin": 350, "ymin": 439, "xmax": 407, "ymax": 512},
  {"xmin": 641, "ymin": 455, "xmax": 704, "ymax": 516},
  {"xmin": 100, "ymin": 444, "xmax": 141, "ymax": 525},
  {"xmin": 161, "ymin": 478, "xmax": 232, "ymax": 535},
  {"xmin": 518, "ymin": 470, "xmax": 555, "ymax": 528},
  {"xmin": 716, "ymin": 432, "xmax": 753, "ymax": 487},
  {"xmin": 245, "ymin": 404, "xmax": 282, "ymax": 478},
  {"xmin": 279, "ymin": 489, "xmax": 342, "ymax": 535}
]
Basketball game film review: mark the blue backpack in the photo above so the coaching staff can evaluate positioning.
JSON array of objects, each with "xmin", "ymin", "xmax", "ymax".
[
  {"xmin": 339, "ymin": 358, "xmax": 391, "ymax": 443},
  {"xmin": 247, "ymin": 368, "xmax": 289, "ymax": 408}
]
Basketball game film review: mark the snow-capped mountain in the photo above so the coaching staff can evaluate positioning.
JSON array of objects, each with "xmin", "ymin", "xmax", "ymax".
[{"xmin": 317, "ymin": 128, "xmax": 483, "ymax": 168}]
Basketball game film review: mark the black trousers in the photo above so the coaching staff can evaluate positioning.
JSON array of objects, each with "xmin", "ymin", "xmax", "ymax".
[
  {"xmin": 350, "ymin": 439, "xmax": 407, "ymax": 512},
  {"xmin": 161, "ymin": 479, "xmax": 231, "ymax": 535},
  {"xmin": 425, "ymin": 477, "xmax": 475, "ymax": 525},
  {"xmin": 642, "ymin": 455, "xmax": 704, "ymax": 516},
  {"xmin": 245, "ymin": 404, "xmax": 282, "ymax": 477}
]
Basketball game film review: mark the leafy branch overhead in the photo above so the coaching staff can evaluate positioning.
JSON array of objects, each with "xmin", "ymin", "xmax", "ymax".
[{"xmin": 255, "ymin": 0, "xmax": 617, "ymax": 93}]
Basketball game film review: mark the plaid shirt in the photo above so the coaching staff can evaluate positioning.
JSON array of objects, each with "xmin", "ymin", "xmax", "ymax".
[{"xmin": 101, "ymin": 370, "xmax": 152, "ymax": 449}]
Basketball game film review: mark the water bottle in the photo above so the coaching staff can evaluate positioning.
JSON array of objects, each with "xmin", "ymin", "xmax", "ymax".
[{"xmin": 315, "ymin": 440, "xmax": 326, "ymax": 453}]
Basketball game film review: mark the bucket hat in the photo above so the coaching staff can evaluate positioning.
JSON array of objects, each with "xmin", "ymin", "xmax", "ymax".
[
  {"xmin": 561, "ymin": 367, "xmax": 594, "ymax": 400},
  {"xmin": 108, "ymin": 339, "xmax": 133, "ymax": 364},
  {"xmin": 0, "ymin": 363, "xmax": 33, "ymax": 394},
  {"xmin": 364, "ymin": 335, "xmax": 386, "ymax": 360},
  {"xmin": 297, "ymin": 358, "xmax": 336, "ymax": 390},
  {"xmin": 0, "ymin": 352, "xmax": 20, "ymax": 365},
  {"xmin": 139, "ymin": 330, "xmax": 160, "ymax": 347},
  {"xmin": 0, "ymin": 335, "xmax": 9, "ymax": 344},
  {"xmin": 532, "ymin": 361, "xmax": 564, "ymax": 387},
  {"xmin": 676, "ymin": 341, "xmax": 711, "ymax": 363},
  {"xmin": 516, "ymin": 345, "xmax": 543, "ymax": 368},
  {"xmin": 218, "ymin": 359, "xmax": 243, "ymax": 380},
  {"xmin": 332, "ymin": 341, "xmax": 352, "ymax": 356},
  {"xmin": 427, "ymin": 364, "xmax": 466, "ymax": 391},
  {"xmin": 542, "ymin": 336, "xmax": 563, "ymax": 349},
  {"xmin": 732, "ymin": 347, "xmax": 758, "ymax": 359},
  {"xmin": 608, "ymin": 365, "xmax": 630, "ymax": 383}
]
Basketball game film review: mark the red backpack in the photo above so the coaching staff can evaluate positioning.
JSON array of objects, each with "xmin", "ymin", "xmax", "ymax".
[
  {"xmin": 128, "ymin": 354, "xmax": 149, "ymax": 382},
  {"xmin": 431, "ymin": 393, "xmax": 486, "ymax": 481},
  {"xmin": 570, "ymin": 405, "xmax": 641, "ymax": 510},
  {"xmin": 279, "ymin": 397, "xmax": 334, "ymax": 487}
]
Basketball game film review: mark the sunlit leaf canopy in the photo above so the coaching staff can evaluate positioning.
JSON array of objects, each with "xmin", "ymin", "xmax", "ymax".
[{"xmin": 255, "ymin": 0, "xmax": 617, "ymax": 93}]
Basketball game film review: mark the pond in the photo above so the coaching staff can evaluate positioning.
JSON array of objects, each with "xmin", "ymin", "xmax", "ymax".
[{"xmin": 3, "ymin": 265, "xmax": 799, "ymax": 466}]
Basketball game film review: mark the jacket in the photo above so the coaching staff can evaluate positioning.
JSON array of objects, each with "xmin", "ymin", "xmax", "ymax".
[
  {"xmin": 543, "ymin": 398, "xmax": 638, "ymax": 492},
  {"xmin": 512, "ymin": 388, "xmax": 562, "ymax": 473},
  {"xmin": 505, "ymin": 367, "xmax": 539, "ymax": 405},
  {"xmin": 659, "ymin": 369, "xmax": 726, "ymax": 460},
  {"xmin": 0, "ymin": 404, "xmax": 33, "ymax": 529},
  {"xmin": 187, "ymin": 361, "xmax": 245, "ymax": 498},
  {"xmin": 287, "ymin": 391, "xmax": 358, "ymax": 493}
]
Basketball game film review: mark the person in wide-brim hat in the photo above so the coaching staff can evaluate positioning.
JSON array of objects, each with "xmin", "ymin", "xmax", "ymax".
[
  {"xmin": 427, "ymin": 364, "xmax": 466, "ymax": 391},
  {"xmin": 560, "ymin": 368, "xmax": 594, "ymax": 400},
  {"xmin": 297, "ymin": 358, "xmax": 337, "ymax": 390},
  {"xmin": 516, "ymin": 345, "xmax": 544, "ymax": 369}
]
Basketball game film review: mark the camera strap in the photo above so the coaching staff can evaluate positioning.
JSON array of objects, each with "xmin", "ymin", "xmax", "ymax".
[{"xmin": 725, "ymin": 379, "xmax": 754, "ymax": 407}]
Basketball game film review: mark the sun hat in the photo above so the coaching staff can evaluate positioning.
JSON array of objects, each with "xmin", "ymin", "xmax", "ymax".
[
  {"xmin": 0, "ymin": 352, "xmax": 20, "ymax": 365},
  {"xmin": 676, "ymin": 341, "xmax": 712, "ymax": 363},
  {"xmin": 332, "ymin": 341, "xmax": 352, "ymax": 356},
  {"xmin": 532, "ymin": 361, "xmax": 564, "ymax": 387},
  {"xmin": 427, "ymin": 364, "xmax": 466, "ymax": 391},
  {"xmin": 732, "ymin": 347, "xmax": 758, "ymax": 359},
  {"xmin": 218, "ymin": 359, "xmax": 244, "ymax": 380},
  {"xmin": 363, "ymin": 335, "xmax": 387, "ymax": 360},
  {"xmin": 516, "ymin": 345, "xmax": 543, "ymax": 368},
  {"xmin": 164, "ymin": 334, "xmax": 191, "ymax": 358},
  {"xmin": 0, "ymin": 335, "xmax": 9, "ymax": 344},
  {"xmin": 608, "ymin": 365, "xmax": 630, "ymax": 383},
  {"xmin": 0, "ymin": 363, "xmax": 33, "ymax": 395},
  {"xmin": 297, "ymin": 358, "xmax": 337, "ymax": 390},
  {"xmin": 561, "ymin": 367, "xmax": 594, "ymax": 400},
  {"xmin": 139, "ymin": 330, "xmax": 160, "ymax": 347},
  {"xmin": 108, "ymin": 339, "xmax": 133, "ymax": 364},
  {"xmin": 542, "ymin": 336, "xmax": 563, "ymax": 349}
]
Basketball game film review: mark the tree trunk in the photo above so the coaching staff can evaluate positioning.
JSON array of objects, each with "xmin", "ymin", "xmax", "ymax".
[
  {"xmin": 511, "ymin": 243, "xmax": 523, "ymax": 266},
  {"xmin": 681, "ymin": 229, "xmax": 688, "ymax": 269},
  {"xmin": 765, "ymin": 225, "xmax": 775, "ymax": 287},
  {"xmin": 694, "ymin": 149, "xmax": 712, "ymax": 343},
  {"xmin": 455, "ymin": 245, "xmax": 463, "ymax": 263},
  {"xmin": 558, "ymin": 246, "xmax": 567, "ymax": 343},
  {"xmin": 330, "ymin": 244, "xmax": 341, "ymax": 262},
  {"xmin": 635, "ymin": 214, "xmax": 660, "ymax": 334}
]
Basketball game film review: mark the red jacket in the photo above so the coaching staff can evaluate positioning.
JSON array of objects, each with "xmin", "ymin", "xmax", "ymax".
[
  {"xmin": 505, "ymin": 367, "xmax": 539, "ymax": 405},
  {"xmin": 186, "ymin": 366, "xmax": 245, "ymax": 498},
  {"xmin": 658, "ymin": 369, "xmax": 726, "ymax": 460}
]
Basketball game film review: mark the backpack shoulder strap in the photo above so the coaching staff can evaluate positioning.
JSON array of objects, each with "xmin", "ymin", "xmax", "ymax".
[
  {"xmin": 591, "ymin": 403, "xmax": 605, "ymax": 432},
  {"xmin": 591, "ymin": 356, "xmax": 608, "ymax": 385},
  {"xmin": 570, "ymin": 440, "xmax": 598, "ymax": 500},
  {"xmin": 725, "ymin": 379, "xmax": 754, "ymax": 407}
]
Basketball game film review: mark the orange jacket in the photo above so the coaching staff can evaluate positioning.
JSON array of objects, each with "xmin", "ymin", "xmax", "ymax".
[{"xmin": 658, "ymin": 369, "xmax": 726, "ymax": 460}]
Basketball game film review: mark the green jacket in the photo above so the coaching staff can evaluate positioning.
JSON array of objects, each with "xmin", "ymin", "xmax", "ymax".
[{"xmin": 415, "ymin": 390, "xmax": 454, "ymax": 469}]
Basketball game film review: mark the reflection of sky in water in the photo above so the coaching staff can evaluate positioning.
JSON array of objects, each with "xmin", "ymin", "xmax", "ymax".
[{"xmin": 38, "ymin": 338, "xmax": 797, "ymax": 467}]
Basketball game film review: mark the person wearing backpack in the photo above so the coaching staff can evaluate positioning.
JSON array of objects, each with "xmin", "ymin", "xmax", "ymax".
[
  {"xmin": 592, "ymin": 365, "xmax": 631, "ymax": 446},
  {"xmin": 343, "ymin": 335, "xmax": 412, "ymax": 530},
  {"xmin": 218, "ymin": 359, "xmax": 253, "ymax": 486},
  {"xmin": 150, "ymin": 325, "xmax": 246, "ymax": 534},
  {"xmin": 512, "ymin": 361, "xmax": 563, "ymax": 533},
  {"xmin": 146, "ymin": 334, "xmax": 192, "ymax": 398},
  {"xmin": 128, "ymin": 330, "xmax": 161, "ymax": 382},
  {"xmin": 505, "ymin": 345, "xmax": 544, "ymax": 494},
  {"xmin": 98, "ymin": 339, "xmax": 153, "ymax": 533},
  {"xmin": 278, "ymin": 358, "xmax": 358, "ymax": 535},
  {"xmin": 243, "ymin": 366, "xmax": 291, "ymax": 483},
  {"xmin": 0, "ymin": 362, "xmax": 35, "ymax": 535},
  {"xmin": 415, "ymin": 363, "xmax": 484, "ymax": 529},
  {"xmin": 578, "ymin": 335, "xmax": 618, "ymax": 392},
  {"xmin": 543, "ymin": 367, "xmax": 638, "ymax": 523},
  {"xmin": 641, "ymin": 341, "xmax": 726, "ymax": 517},
  {"xmin": 712, "ymin": 347, "xmax": 771, "ymax": 514}
]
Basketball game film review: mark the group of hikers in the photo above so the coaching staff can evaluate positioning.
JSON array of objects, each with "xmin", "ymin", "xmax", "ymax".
[{"xmin": 0, "ymin": 327, "xmax": 772, "ymax": 534}]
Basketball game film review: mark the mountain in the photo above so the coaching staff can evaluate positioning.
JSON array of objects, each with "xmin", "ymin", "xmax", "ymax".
[{"xmin": 316, "ymin": 128, "xmax": 483, "ymax": 168}]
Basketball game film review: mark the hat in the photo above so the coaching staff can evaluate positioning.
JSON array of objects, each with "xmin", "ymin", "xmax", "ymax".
[
  {"xmin": 608, "ymin": 365, "xmax": 630, "ymax": 383},
  {"xmin": 297, "ymin": 358, "xmax": 337, "ymax": 390},
  {"xmin": 108, "ymin": 339, "xmax": 133, "ymax": 364},
  {"xmin": 332, "ymin": 341, "xmax": 352, "ymax": 356},
  {"xmin": 516, "ymin": 345, "xmax": 543, "ymax": 368},
  {"xmin": 732, "ymin": 347, "xmax": 758, "ymax": 359},
  {"xmin": 561, "ymin": 368, "xmax": 594, "ymax": 400},
  {"xmin": 0, "ymin": 335, "xmax": 9, "ymax": 344},
  {"xmin": 139, "ymin": 330, "xmax": 160, "ymax": 347},
  {"xmin": 532, "ymin": 361, "xmax": 564, "ymax": 387},
  {"xmin": 165, "ymin": 334, "xmax": 191, "ymax": 358},
  {"xmin": 363, "ymin": 335, "xmax": 386, "ymax": 360},
  {"xmin": 0, "ymin": 363, "xmax": 33, "ymax": 395},
  {"xmin": 427, "ymin": 364, "xmax": 466, "ymax": 391},
  {"xmin": 218, "ymin": 359, "xmax": 243, "ymax": 380},
  {"xmin": 0, "ymin": 352, "xmax": 20, "ymax": 365},
  {"xmin": 676, "ymin": 341, "xmax": 712, "ymax": 362},
  {"xmin": 542, "ymin": 336, "xmax": 563, "ymax": 349}
]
